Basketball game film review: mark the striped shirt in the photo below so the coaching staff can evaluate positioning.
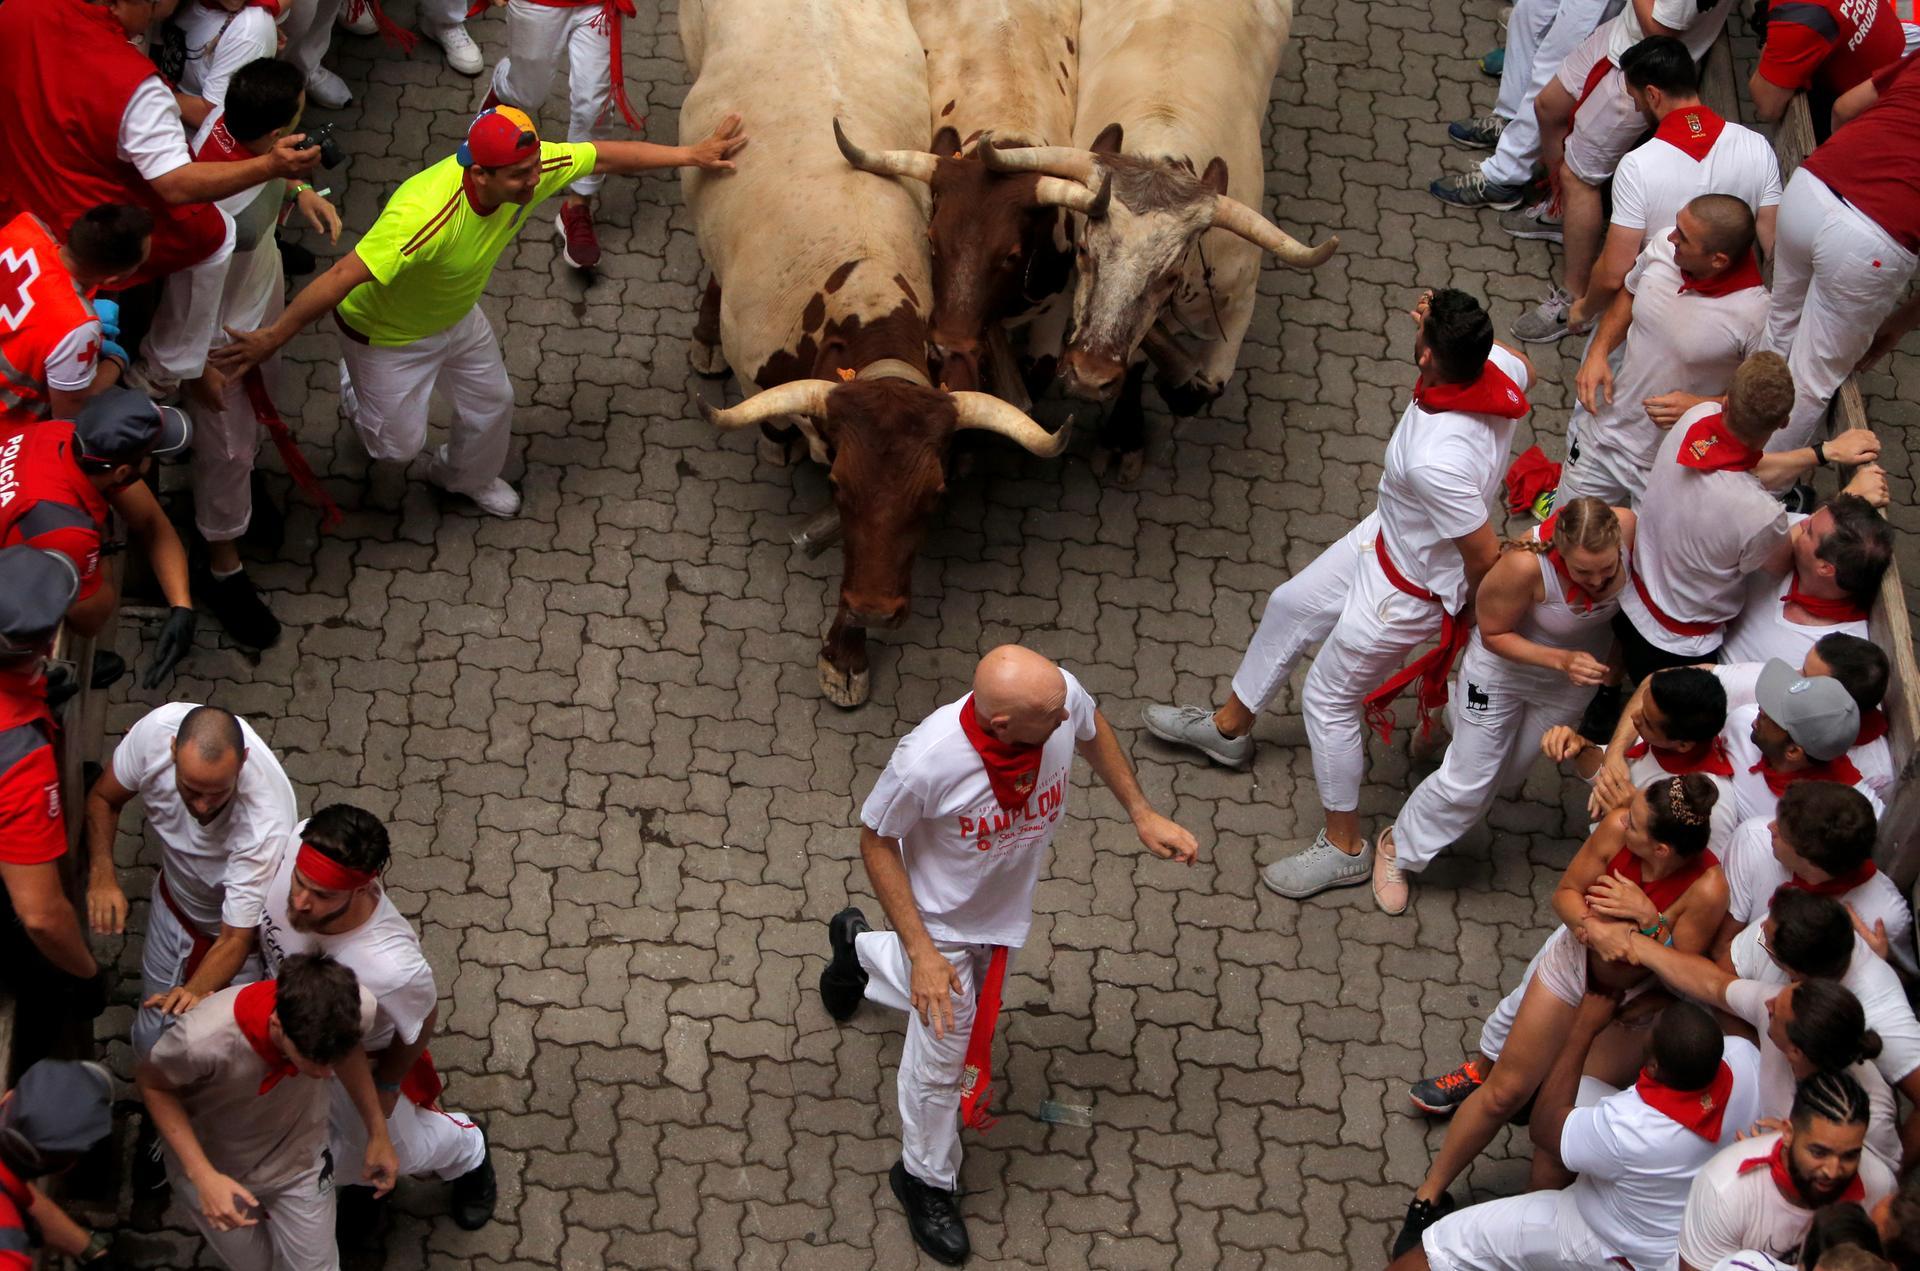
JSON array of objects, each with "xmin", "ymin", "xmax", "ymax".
[{"xmin": 337, "ymin": 142, "xmax": 595, "ymax": 346}]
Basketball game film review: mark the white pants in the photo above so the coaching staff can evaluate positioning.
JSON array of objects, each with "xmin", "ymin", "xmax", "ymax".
[
  {"xmin": 135, "ymin": 897, "xmax": 264, "ymax": 1058},
  {"xmin": 190, "ymin": 242, "xmax": 285, "ymax": 543},
  {"xmin": 1483, "ymin": 0, "xmax": 1613, "ymax": 189},
  {"xmin": 1392, "ymin": 649, "xmax": 1590, "ymax": 872},
  {"xmin": 140, "ymin": 211, "xmax": 238, "ymax": 381},
  {"xmin": 1230, "ymin": 515, "xmax": 1444, "ymax": 814},
  {"xmin": 1423, "ymin": 1188, "xmax": 1617, "ymax": 1271},
  {"xmin": 175, "ymin": 1157, "xmax": 337, "ymax": 1271},
  {"xmin": 1764, "ymin": 169, "xmax": 1919, "ymax": 452},
  {"xmin": 491, "ymin": 0, "xmax": 614, "ymax": 197},
  {"xmin": 281, "ymin": 0, "xmax": 343, "ymax": 79},
  {"xmin": 327, "ymin": 1078, "xmax": 485, "ymax": 1183},
  {"xmin": 337, "ymin": 306, "xmax": 514, "ymax": 492},
  {"xmin": 856, "ymin": 930, "xmax": 992, "ymax": 1192},
  {"xmin": 1556, "ymin": 27, "xmax": 1645, "ymax": 187},
  {"xmin": 1554, "ymin": 409, "xmax": 1642, "ymax": 509}
]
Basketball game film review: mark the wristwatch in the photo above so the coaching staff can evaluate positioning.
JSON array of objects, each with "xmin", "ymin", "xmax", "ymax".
[
  {"xmin": 1813, "ymin": 439, "xmax": 1829, "ymax": 467},
  {"xmin": 81, "ymin": 1230, "xmax": 113, "ymax": 1262}
]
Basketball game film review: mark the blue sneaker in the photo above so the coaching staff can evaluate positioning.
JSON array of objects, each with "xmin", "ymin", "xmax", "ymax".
[
  {"xmin": 1429, "ymin": 168, "xmax": 1525, "ymax": 210},
  {"xmin": 1481, "ymin": 47, "xmax": 1504, "ymax": 76},
  {"xmin": 1447, "ymin": 112, "xmax": 1506, "ymax": 150}
]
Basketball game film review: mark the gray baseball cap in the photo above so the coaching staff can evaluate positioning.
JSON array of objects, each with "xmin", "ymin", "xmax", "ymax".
[
  {"xmin": 1757, "ymin": 657, "xmax": 1860, "ymax": 763},
  {"xmin": 3, "ymin": 1060, "xmax": 113, "ymax": 1163},
  {"xmin": 0, "ymin": 547, "xmax": 80, "ymax": 654},
  {"xmin": 73, "ymin": 387, "xmax": 190, "ymax": 466}
]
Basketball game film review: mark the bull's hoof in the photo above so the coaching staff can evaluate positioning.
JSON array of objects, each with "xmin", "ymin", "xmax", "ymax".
[
  {"xmin": 819, "ymin": 655, "xmax": 871, "ymax": 709},
  {"xmin": 1092, "ymin": 447, "xmax": 1145, "ymax": 483},
  {"xmin": 691, "ymin": 339, "xmax": 728, "ymax": 378},
  {"xmin": 1154, "ymin": 375, "xmax": 1222, "ymax": 418}
]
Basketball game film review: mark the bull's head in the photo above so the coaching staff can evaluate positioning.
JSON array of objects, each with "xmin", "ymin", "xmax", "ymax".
[
  {"xmin": 700, "ymin": 374, "xmax": 1069, "ymax": 627},
  {"xmin": 984, "ymin": 124, "xmax": 1338, "ymax": 401},
  {"xmin": 833, "ymin": 120, "xmax": 1109, "ymax": 390}
]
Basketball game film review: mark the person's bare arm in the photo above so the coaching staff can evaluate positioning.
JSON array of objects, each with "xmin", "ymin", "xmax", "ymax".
[
  {"xmin": 371, "ymin": 1007, "xmax": 435, "ymax": 1117},
  {"xmin": 592, "ymin": 114, "xmax": 747, "ymax": 177},
  {"xmin": 1898, "ymin": 1069, "xmax": 1920, "ymax": 1172},
  {"xmin": 25, "ymin": 1184, "xmax": 92, "ymax": 1257},
  {"xmin": 1481, "ymin": 552, "xmax": 1609, "ymax": 685},
  {"xmin": 147, "ymin": 137, "xmax": 320, "ymax": 205},
  {"xmin": 0, "ymin": 862, "xmax": 96, "ymax": 978},
  {"xmin": 174, "ymin": 92, "xmax": 213, "ymax": 132},
  {"xmin": 334, "ymin": 1048, "xmax": 397, "ymax": 1195},
  {"xmin": 1635, "ymin": 0, "xmax": 1679, "ymax": 36},
  {"xmin": 859, "ymin": 826, "xmax": 964, "ymax": 1039},
  {"xmin": 1554, "ymin": 815, "xmax": 1629, "ymax": 942},
  {"xmin": 1833, "ymin": 76, "xmax": 1881, "ymax": 126},
  {"xmin": 109, "ymin": 480, "xmax": 191, "ymax": 610},
  {"xmin": 1577, "ymin": 287, "xmax": 1636, "ymax": 414},
  {"xmin": 1531, "ymin": 990, "xmax": 1618, "ymax": 1159},
  {"xmin": 136, "ymin": 1060, "xmax": 258, "ymax": 1231},
  {"xmin": 1075, "ymin": 709, "xmax": 1199, "ymax": 864},
  {"xmin": 1748, "ymin": 70, "xmax": 1798, "ymax": 124},
  {"xmin": 83, "ymin": 766, "xmax": 136, "ymax": 935},
  {"xmin": 144, "ymin": 925, "xmax": 258, "ymax": 1017},
  {"xmin": 1454, "ymin": 522, "xmax": 1502, "ymax": 611},
  {"xmin": 1614, "ymin": 928, "xmax": 1736, "ymax": 1006},
  {"xmin": 1756, "ymin": 203, "xmax": 1777, "ymax": 260},
  {"xmin": 46, "ymin": 369, "xmax": 122, "ymax": 420},
  {"xmin": 1575, "ymin": 224, "xmax": 1642, "ymax": 323},
  {"xmin": 209, "ymin": 251, "xmax": 374, "ymax": 379}
]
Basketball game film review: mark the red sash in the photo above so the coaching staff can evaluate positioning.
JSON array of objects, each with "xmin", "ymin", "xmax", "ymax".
[
  {"xmin": 1857, "ymin": 708, "xmax": 1888, "ymax": 746},
  {"xmin": 157, "ymin": 873, "xmax": 218, "ymax": 983},
  {"xmin": 241, "ymin": 370, "xmax": 344, "ymax": 533},
  {"xmin": 956, "ymin": 693, "xmax": 1046, "ymax": 810},
  {"xmin": 233, "ymin": 980, "xmax": 299, "ymax": 1094},
  {"xmin": 1570, "ymin": 55, "xmax": 1615, "ymax": 123},
  {"xmin": 1675, "ymin": 410, "xmax": 1764, "ymax": 473},
  {"xmin": 400, "ymin": 1050, "xmax": 444, "ymax": 1108},
  {"xmin": 1630, "ymin": 564, "xmax": 1722, "ymax": 638},
  {"xmin": 1360, "ymin": 536, "xmax": 1465, "ymax": 746},
  {"xmin": 957, "ymin": 946, "xmax": 1008, "ymax": 1131},
  {"xmin": 1749, "ymin": 751, "xmax": 1864, "ymax": 797},
  {"xmin": 1625, "ymin": 735, "xmax": 1735, "ymax": 778},
  {"xmin": 1739, "ymin": 1137, "xmax": 1865, "ymax": 1207},
  {"xmin": 1782, "ymin": 858, "xmax": 1877, "ymax": 898},
  {"xmin": 1679, "ymin": 250, "xmax": 1765, "ymax": 298},
  {"xmin": 1607, "ymin": 843, "xmax": 1718, "ymax": 912},
  {"xmin": 1784, "ymin": 573, "xmax": 1870, "ymax": 623},
  {"xmin": 1636, "ymin": 1060, "xmax": 1734, "ymax": 1140}
]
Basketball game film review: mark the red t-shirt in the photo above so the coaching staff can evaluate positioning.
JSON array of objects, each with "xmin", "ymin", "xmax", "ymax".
[
  {"xmin": 1804, "ymin": 50, "xmax": 1920, "ymax": 251},
  {"xmin": 0, "ymin": 722, "xmax": 65, "ymax": 866},
  {"xmin": 1759, "ymin": 0, "xmax": 1905, "ymax": 94},
  {"xmin": 0, "ymin": 420, "xmax": 107, "ymax": 600}
]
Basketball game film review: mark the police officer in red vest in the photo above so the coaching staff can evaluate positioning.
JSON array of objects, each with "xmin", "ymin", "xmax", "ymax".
[{"xmin": 0, "ymin": 1059, "xmax": 118, "ymax": 1266}]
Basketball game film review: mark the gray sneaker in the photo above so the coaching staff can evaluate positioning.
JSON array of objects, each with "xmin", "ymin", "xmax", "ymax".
[
  {"xmin": 1142, "ymin": 704, "xmax": 1253, "ymax": 768},
  {"xmin": 1510, "ymin": 287, "xmax": 1591, "ymax": 344},
  {"xmin": 1446, "ymin": 113, "xmax": 1506, "ymax": 150},
  {"xmin": 1499, "ymin": 199, "xmax": 1564, "ymax": 242},
  {"xmin": 1261, "ymin": 831, "xmax": 1374, "ymax": 899},
  {"xmin": 1428, "ymin": 169, "xmax": 1525, "ymax": 210}
]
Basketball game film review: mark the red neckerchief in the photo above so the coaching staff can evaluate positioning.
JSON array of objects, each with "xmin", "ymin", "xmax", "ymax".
[
  {"xmin": 192, "ymin": 114, "xmax": 251, "ymax": 165},
  {"xmin": 1679, "ymin": 250, "xmax": 1765, "ymax": 298},
  {"xmin": 1857, "ymin": 708, "xmax": 1888, "ymax": 746},
  {"xmin": 1607, "ymin": 844, "xmax": 1719, "ymax": 912},
  {"xmin": 1626, "ymin": 735, "xmax": 1736, "ymax": 778},
  {"xmin": 1539, "ymin": 509, "xmax": 1599, "ymax": 613},
  {"xmin": 1740, "ymin": 1137, "xmax": 1866, "ymax": 1207},
  {"xmin": 1636, "ymin": 1061, "xmax": 1735, "ymax": 1140},
  {"xmin": 1676, "ymin": 409, "xmax": 1764, "ymax": 473},
  {"xmin": 232, "ymin": 981, "xmax": 298, "ymax": 1095},
  {"xmin": 1653, "ymin": 104, "xmax": 1728, "ymax": 161},
  {"xmin": 1784, "ymin": 573, "xmax": 1870, "ymax": 623},
  {"xmin": 1749, "ymin": 751, "xmax": 1864, "ymax": 798},
  {"xmin": 1782, "ymin": 858, "xmax": 1879, "ymax": 898},
  {"xmin": 956, "ymin": 693, "xmax": 1047, "ymax": 810},
  {"xmin": 1412, "ymin": 360, "xmax": 1530, "ymax": 419}
]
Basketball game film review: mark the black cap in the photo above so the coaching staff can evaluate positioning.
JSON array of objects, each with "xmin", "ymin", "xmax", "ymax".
[
  {"xmin": 3, "ymin": 1060, "xmax": 113, "ymax": 1165},
  {"xmin": 0, "ymin": 547, "xmax": 79, "ymax": 654},
  {"xmin": 73, "ymin": 387, "xmax": 190, "ymax": 466}
]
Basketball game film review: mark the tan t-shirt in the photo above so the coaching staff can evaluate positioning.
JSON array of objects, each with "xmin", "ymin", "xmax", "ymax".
[{"xmin": 149, "ymin": 983, "xmax": 376, "ymax": 1193}]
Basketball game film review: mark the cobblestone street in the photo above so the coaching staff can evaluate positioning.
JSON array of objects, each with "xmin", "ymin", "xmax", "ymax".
[{"xmin": 89, "ymin": 0, "xmax": 1920, "ymax": 1266}]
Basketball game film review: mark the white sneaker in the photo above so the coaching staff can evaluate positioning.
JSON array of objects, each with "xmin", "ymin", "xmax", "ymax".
[
  {"xmin": 306, "ymin": 67, "xmax": 352, "ymax": 109},
  {"xmin": 429, "ymin": 23, "xmax": 484, "ymax": 76},
  {"xmin": 338, "ymin": 0, "xmax": 377, "ymax": 35},
  {"xmin": 427, "ymin": 447, "xmax": 520, "ymax": 516}
]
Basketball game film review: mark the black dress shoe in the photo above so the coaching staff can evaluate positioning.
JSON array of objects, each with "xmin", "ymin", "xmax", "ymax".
[
  {"xmin": 819, "ymin": 906, "xmax": 871, "ymax": 1022},
  {"xmin": 1390, "ymin": 1193, "xmax": 1455, "ymax": 1260},
  {"xmin": 277, "ymin": 234, "xmax": 318, "ymax": 277},
  {"xmin": 89, "ymin": 650, "xmax": 126, "ymax": 690},
  {"xmin": 890, "ymin": 1160, "xmax": 969, "ymax": 1266},
  {"xmin": 450, "ymin": 1151, "xmax": 497, "ymax": 1230},
  {"xmin": 201, "ymin": 569, "xmax": 282, "ymax": 650}
]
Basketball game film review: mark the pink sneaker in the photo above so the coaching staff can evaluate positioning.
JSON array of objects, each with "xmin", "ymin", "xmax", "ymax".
[{"xmin": 1372, "ymin": 827, "xmax": 1410, "ymax": 915}]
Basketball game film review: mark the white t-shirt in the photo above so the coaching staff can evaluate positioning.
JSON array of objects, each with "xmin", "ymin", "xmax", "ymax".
[
  {"xmin": 1562, "ymin": 1036, "xmax": 1762, "ymax": 1270},
  {"xmin": 116, "ymin": 77, "xmax": 194, "ymax": 182},
  {"xmin": 860, "ymin": 673, "xmax": 1098, "ymax": 948},
  {"xmin": 1373, "ymin": 345, "xmax": 1528, "ymax": 613},
  {"xmin": 1714, "ymin": 660, "xmax": 1893, "ymax": 803},
  {"xmin": 110, "ymin": 702, "xmax": 296, "ymax": 933},
  {"xmin": 1679, "ymin": 1129, "xmax": 1895, "ymax": 1271},
  {"xmin": 1722, "ymin": 977, "xmax": 1902, "ymax": 1169},
  {"xmin": 1721, "ymin": 529, "xmax": 1870, "ymax": 669},
  {"xmin": 255, "ymin": 830, "xmax": 439, "ymax": 1052},
  {"xmin": 1720, "ymin": 814, "xmax": 1912, "ymax": 948},
  {"xmin": 171, "ymin": 3, "xmax": 278, "ymax": 105},
  {"xmin": 42, "ymin": 320, "xmax": 105, "ymax": 394},
  {"xmin": 1730, "ymin": 929, "xmax": 1920, "ymax": 1087},
  {"xmin": 1720, "ymin": 703, "xmax": 1886, "ymax": 826},
  {"xmin": 1575, "ymin": 232, "xmax": 1769, "ymax": 502},
  {"xmin": 1611, "ymin": 112, "xmax": 1782, "ymax": 244},
  {"xmin": 1609, "ymin": 0, "xmax": 1739, "ymax": 60},
  {"xmin": 1710, "ymin": 1253, "xmax": 1792, "ymax": 1271},
  {"xmin": 1622, "ymin": 404, "xmax": 1789, "ymax": 656}
]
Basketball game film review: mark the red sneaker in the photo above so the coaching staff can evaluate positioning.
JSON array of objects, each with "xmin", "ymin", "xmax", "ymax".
[{"xmin": 556, "ymin": 202, "xmax": 600, "ymax": 270}]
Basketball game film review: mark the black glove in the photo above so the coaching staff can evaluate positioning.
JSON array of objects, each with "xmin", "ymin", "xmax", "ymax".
[
  {"xmin": 144, "ymin": 607, "xmax": 197, "ymax": 689},
  {"xmin": 69, "ymin": 969, "xmax": 109, "ymax": 1020}
]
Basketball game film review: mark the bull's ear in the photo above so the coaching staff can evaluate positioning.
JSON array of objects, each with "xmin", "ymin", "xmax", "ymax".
[
  {"xmin": 932, "ymin": 126, "xmax": 962, "ymax": 159},
  {"xmin": 1090, "ymin": 123, "xmax": 1124, "ymax": 155},
  {"xmin": 1201, "ymin": 157, "xmax": 1229, "ymax": 195}
]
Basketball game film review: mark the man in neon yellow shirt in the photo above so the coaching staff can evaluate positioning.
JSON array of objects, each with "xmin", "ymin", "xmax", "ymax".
[{"xmin": 213, "ymin": 106, "xmax": 746, "ymax": 517}]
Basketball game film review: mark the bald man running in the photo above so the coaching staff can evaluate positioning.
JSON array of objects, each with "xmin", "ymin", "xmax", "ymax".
[{"xmin": 819, "ymin": 645, "xmax": 1198, "ymax": 1266}]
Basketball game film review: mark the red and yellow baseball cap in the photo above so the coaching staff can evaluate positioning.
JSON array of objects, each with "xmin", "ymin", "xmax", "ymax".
[{"xmin": 458, "ymin": 105, "xmax": 540, "ymax": 168}]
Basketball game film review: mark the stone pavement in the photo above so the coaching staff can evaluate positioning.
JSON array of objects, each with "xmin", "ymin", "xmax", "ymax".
[{"xmin": 89, "ymin": 0, "xmax": 1920, "ymax": 1267}]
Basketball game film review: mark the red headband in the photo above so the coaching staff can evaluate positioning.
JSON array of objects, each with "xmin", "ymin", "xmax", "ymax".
[{"xmin": 295, "ymin": 842, "xmax": 376, "ymax": 892}]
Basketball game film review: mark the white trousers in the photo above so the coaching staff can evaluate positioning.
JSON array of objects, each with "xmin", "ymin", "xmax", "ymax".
[
  {"xmin": 1229, "ymin": 515, "xmax": 1444, "ymax": 814},
  {"xmin": 190, "ymin": 242, "xmax": 285, "ymax": 543},
  {"xmin": 135, "ymin": 898, "xmax": 264, "ymax": 1058},
  {"xmin": 281, "ymin": 0, "xmax": 343, "ymax": 79},
  {"xmin": 1483, "ymin": 0, "xmax": 1613, "ymax": 189},
  {"xmin": 1391, "ymin": 649, "xmax": 1590, "ymax": 872},
  {"xmin": 1423, "ymin": 1188, "xmax": 1616, "ymax": 1271},
  {"xmin": 491, "ymin": 0, "xmax": 614, "ymax": 196},
  {"xmin": 1764, "ymin": 169, "xmax": 1919, "ymax": 451},
  {"xmin": 327, "ymin": 1078, "xmax": 485, "ymax": 1183},
  {"xmin": 856, "ymin": 930, "xmax": 991, "ymax": 1192},
  {"xmin": 1553, "ymin": 408, "xmax": 1642, "ymax": 509},
  {"xmin": 175, "ymin": 1157, "xmax": 337, "ymax": 1271},
  {"xmin": 337, "ymin": 307, "xmax": 514, "ymax": 492},
  {"xmin": 141, "ymin": 211, "xmax": 238, "ymax": 381}
]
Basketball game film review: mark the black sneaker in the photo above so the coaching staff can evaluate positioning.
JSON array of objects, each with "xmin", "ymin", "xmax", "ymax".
[
  {"xmin": 201, "ymin": 569, "xmax": 282, "ymax": 650},
  {"xmin": 450, "ymin": 1150, "xmax": 497, "ymax": 1230},
  {"xmin": 1391, "ymin": 1193, "xmax": 1455, "ymax": 1260},
  {"xmin": 1782, "ymin": 482, "xmax": 1818, "ymax": 515},
  {"xmin": 890, "ymin": 1160, "xmax": 970, "ymax": 1266},
  {"xmin": 1408, "ymin": 1058, "xmax": 1485, "ymax": 1116},
  {"xmin": 89, "ymin": 650, "xmax": 126, "ymax": 690},
  {"xmin": 277, "ymin": 235, "xmax": 317, "ymax": 277},
  {"xmin": 819, "ymin": 907, "xmax": 871, "ymax": 1022}
]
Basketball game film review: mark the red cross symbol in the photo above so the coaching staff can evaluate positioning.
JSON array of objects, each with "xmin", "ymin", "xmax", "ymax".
[
  {"xmin": 0, "ymin": 247, "xmax": 41, "ymax": 328},
  {"xmin": 75, "ymin": 340, "xmax": 98, "ymax": 370}
]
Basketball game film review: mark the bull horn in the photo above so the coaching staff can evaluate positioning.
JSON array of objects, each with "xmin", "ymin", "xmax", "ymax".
[
  {"xmin": 1033, "ymin": 171, "xmax": 1111, "ymax": 217},
  {"xmin": 952, "ymin": 391, "xmax": 1072, "ymax": 458},
  {"xmin": 1209, "ymin": 195, "xmax": 1339, "ymax": 267},
  {"xmin": 833, "ymin": 118, "xmax": 938, "ymax": 184},
  {"xmin": 699, "ymin": 379, "xmax": 835, "ymax": 430},
  {"xmin": 976, "ymin": 138, "xmax": 1100, "ymax": 185}
]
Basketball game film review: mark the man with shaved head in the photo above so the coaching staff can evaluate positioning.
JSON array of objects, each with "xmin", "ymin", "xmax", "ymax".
[
  {"xmin": 1557, "ymin": 193, "xmax": 1771, "ymax": 508},
  {"xmin": 85, "ymin": 703, "xmax": 295, "ymax": 1056},
  {"xmin": 819, "ymin": 644, "xmax": 1197, "ymax": 1265}
]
